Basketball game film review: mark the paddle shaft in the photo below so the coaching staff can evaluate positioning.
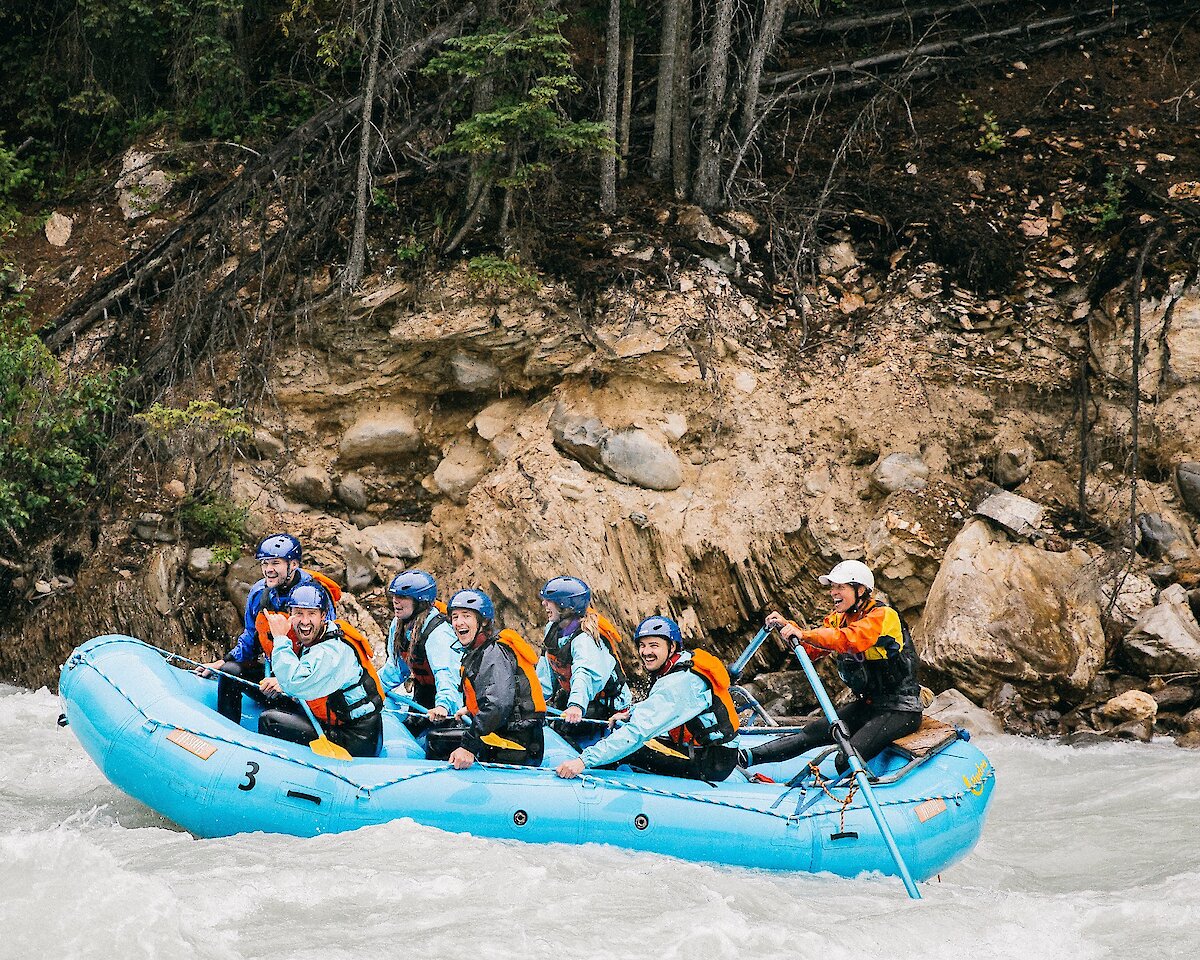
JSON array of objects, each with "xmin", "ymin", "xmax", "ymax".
[
  {"xmin": 788, "ymin": 637, "xmax": 922, "ymax": 899},
  {"xmin": 728, "ymin": 627, "xmax": 770, "ymax": 681}
]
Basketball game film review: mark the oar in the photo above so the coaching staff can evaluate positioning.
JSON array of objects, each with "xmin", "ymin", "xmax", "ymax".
[
  {"xmin": 785, "ymin": 630, "xmax": 922, "ymax": 899},
  {"xmin": 388, "ymin": 691, "xmax": 430, "ymax": 715},
  {"xmin": 156, "ymin": 647, "xmax": 352, "ymax": 761},
  {"xmin": 728, "ymin": 626, "xmax": 771, "ymax": 681},
  {"xmin": 545, "ymin": 706, "xmax": 613, "ymax": 728},
  {"xmin": 295, "ymin": 700, "xmax": 352, "ymax": 761}
]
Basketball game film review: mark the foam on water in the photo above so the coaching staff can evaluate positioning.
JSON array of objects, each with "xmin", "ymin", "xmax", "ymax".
[{"xmin": 3, "ymin": 685, "xmax": 1198, "ymax": 960}]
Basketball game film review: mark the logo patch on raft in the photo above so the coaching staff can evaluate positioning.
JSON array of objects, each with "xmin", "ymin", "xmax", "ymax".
[
  {"xmin": 914, "ymin": 797, "xmax": 947, "ymax": 823},
  {"xmin": 963, "ymin": 759, "xmax": 988, "ymax": 796},
  {"xmin": 167, "ymin": 729, "xmax": 217, "ymax": 760}
]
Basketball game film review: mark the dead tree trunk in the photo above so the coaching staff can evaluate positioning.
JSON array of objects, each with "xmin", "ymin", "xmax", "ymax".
[
  {"xmin": 671, "ymin": 0, "xmax": 694, "ymax": 199},
  {"xmin": 600, "ymin": 0, "xmax": 621, "ymax": 213},
  {"xmin": 740, "ymin": 0, "xmax": 789, "ymax": 139},
  {"xmin": 693, "ymin": 0, "xmax": 735, "ymax": 209},
  {"xmin": 343, "ymin": 0, "xmax": 389, "ymax": 291},
  {"xmin": 651, "ymin": 0, "xmax": 682, "ymax": 181},
  {"xmin": 619, "ymin": 31, "xmax": 634, "ymax": 180}
]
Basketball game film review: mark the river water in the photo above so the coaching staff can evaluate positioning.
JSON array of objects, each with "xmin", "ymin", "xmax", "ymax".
[{"xmin": 2, "ymin": 683, "xmax": 1197, "ymax": 960}]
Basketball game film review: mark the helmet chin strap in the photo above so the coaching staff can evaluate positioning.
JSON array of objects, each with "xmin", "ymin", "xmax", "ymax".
[{"xmin": 845, "ymin": 585, "xmax": 871, "ymax": 619}]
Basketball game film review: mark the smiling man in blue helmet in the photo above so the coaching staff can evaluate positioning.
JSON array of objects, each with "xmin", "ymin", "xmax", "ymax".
[
  {"xmin": 555, "ymin": 615, "xmax": 741, "ymax": 782},
  {"xmin": 197, "ymin": 533, "xmax": 341, "ymax": 724},
  {"xmin": 257, "ymin": 583, "xmax": 384, "ymax": 758},
  {"xmin": 379, "ymin": 569, "xmax": 463, "ymax": 728},
  {"xmin": 535, "ymin": 575, "xmax": 631, "ymax": 726}
]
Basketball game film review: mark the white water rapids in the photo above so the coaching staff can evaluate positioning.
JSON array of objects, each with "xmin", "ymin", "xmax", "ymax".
[{"xmin": 2, "ymin": 683, "xmax": 1197, "ymax": 960}]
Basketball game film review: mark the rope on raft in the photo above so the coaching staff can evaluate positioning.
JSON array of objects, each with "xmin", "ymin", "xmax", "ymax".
[{"xmin": 69, "ymin": 638, "xmax": 992, "ymax": 815}]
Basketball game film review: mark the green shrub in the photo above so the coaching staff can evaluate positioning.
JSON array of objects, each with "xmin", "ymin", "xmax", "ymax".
[
  {"xmin": 0, "ymin": 292, "xmax": 124, "ymax": 534},
  {"xmin": 178, "ymin": 492, "xmax": 248, "ymax": 553},
  {"xmin": 133, "ymin": 399, "xmax": 251, "ymax": 442},
  {"xmin": 466, "ymin": 254, "xmax": 540, "ymax": 295}
]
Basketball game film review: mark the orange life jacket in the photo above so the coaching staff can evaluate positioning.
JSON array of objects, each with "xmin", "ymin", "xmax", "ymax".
[
  {"xmin": 662, "ymin": 649, "xmax": 740, "ymax": 747},
  {"xmin": 262, "ymin": 618, "xmax": 383, "ymax": 727},
  {"xmin": 253, "ymin": 570, "xmax": 343, "ymax": 649},
  {"xmin": 462, "ymin": 629, "xmax": 547, "ymax": 716}
]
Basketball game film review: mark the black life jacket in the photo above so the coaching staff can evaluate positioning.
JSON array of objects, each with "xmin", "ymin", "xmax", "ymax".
[
  {"xmin": 833, "ymin": 600, "xmax": 922, "ymax": 710},
  {"xmin": 395, "ymin": 608, "xmax": 450, "ymax": 709},
  {"xmin": 544, "ymin": 618, "xmax": 628, "ymax": 713}
]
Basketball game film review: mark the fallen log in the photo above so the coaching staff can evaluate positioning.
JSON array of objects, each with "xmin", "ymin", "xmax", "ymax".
[
  {"xmin": 786, "ymin": 0, "xmax": 1023, "ymax": 38},
  {"xmin": 41, "ymin": 7, "xmax": 476, "ymax": 354}
]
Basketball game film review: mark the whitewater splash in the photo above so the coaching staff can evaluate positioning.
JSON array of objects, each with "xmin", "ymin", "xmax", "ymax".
[{"xmin": 2, "ymin": 684, "xmax": 1197, "ymax": 960}]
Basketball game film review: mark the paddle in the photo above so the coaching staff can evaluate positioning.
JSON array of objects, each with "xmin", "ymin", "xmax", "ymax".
[
  {"xmin": 725, "ymin": 627, "xmax": 780, "ymax": 727},
  {"xmin": 783, "ymin": 629, "xmax": 922, "ymax": 899},
  {"xmin": 545, "ymin": 706, "xmax": 614, "ymax": 728},
  {"xmin": 294, "ymin": 700, "xmax": 352, "ymax": 761},
  {"xmin": 388, "ymin": 691, "xmax": 432, "ymax": 716},
  {"xmin": 728, "ymin": 627, "xmax": 771, "ymax": 681},
  {"xmin": 153, "ymin": 647, "xmax": 353, "ymax": 761}
]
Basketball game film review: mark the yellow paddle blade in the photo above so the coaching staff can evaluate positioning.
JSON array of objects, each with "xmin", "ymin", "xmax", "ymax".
[
  {"xmin": 309, "ymin": 735, "xmax": 352, "ymax": 761},
  {"xmin": 643, "ymin": 738, "xmax": 689, "ymax": 759},
  {"xmin": 480, "ymin": 732, "xmax": 526, "ymax": 752}
]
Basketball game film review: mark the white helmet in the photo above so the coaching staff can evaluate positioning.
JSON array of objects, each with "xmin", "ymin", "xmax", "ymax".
[{"xmin": 818, "ymin": 560, "xmax": 875, "ymax": 592}]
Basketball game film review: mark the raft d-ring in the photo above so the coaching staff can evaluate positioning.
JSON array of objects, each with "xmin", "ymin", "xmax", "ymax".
[
  {"xmin": 634, "ymin": 814, "xmax": 649, "ymax": 831},
  {"xmin": 513, "ymin": 810, "xmax": 528, "ymax": 826}
]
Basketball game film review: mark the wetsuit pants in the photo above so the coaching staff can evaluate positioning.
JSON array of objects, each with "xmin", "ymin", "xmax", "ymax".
[
  {"xmin": 216, "ymin": 660, "xmax": 267, "ymax": 723},
  {"xmin": 617, "ymin": 740, "xmax": 739, "ymax": 782},
  {"xmin": 746, "ymin": 700, "xmax": 922, "ymax": 773},
  {"xmin": 258, "ymin": 701, "xmax": 383, "ymax": 758},
  {"xmin": 425, "ymin": 721, "xmax": 545, "ymax": 766}
]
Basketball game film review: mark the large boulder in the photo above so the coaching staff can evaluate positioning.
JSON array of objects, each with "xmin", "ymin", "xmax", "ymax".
[
  {"xmin": 284, "ymin": 465, "xmax": 333, "ymax": 506},
  {"xmin": 450, "ymin": 351, "xmax": 501, "ymax": 392},
  {"xmin": 360, "ymin": 521, "xmax": 424, "ymax": 559},
  {"xmin": 1121, "ymin": 584, "xmax": 1200, "ymax": 676},
  {"xmin": 115, "ymin": 149, "xmax": 171, "ymax": 220},
  {"xmin": 992, "ymin": 439, "xmax": 1036, "ymax": 489},
  {"xmin": 926, "ymin": 688, "xmax": 1004, "ymax": 737},
  {"xmin": 1136, "ymin": 512, "xmax": 1193, "ymax": 562},
  {"xmin": 600, "ymin": 428, "xmax": 683, "ymax": 491},
  {"xmin": 187, "ymin": 547, "xmax": 226, "ymax": 584},
  {"xmin": 432, "ymin": 440, "xmax": 492, "ymax": 503},
  {"xmin": 920, "ymin": 520, "xmax": 1106, "ymax": 705},
  {"xmin": 1176, "ymin": 462, "xmax": 1200, "ymax": 518},
  {"xmin": 870, "ymin": 452, "xmax": 929, "ymax": 494},
  {"xmin": 550, "ymin": 405, "xmax": 683, "ymax": 491},
  {"xmin": 339, "ymin": 407, "xmax": 421, "ymax": 462},
  {"xmin": 1164, "ymin": 287, "xmax": 1200, "ymax": 384}
]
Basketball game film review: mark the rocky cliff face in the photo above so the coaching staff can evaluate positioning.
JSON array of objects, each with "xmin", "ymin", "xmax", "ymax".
[{"xmin": 9, "ymin": 213, "xmax": 1200, "ymax": 747}]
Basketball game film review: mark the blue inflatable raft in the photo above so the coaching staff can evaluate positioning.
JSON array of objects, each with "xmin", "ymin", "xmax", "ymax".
[{"xmin": 60, "ymin": 635, "xmax": 995, "ymax": 883}]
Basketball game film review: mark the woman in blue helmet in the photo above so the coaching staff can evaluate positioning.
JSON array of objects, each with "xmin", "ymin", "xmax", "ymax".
[
  {"xmin": 535, "ymin": 575, "xmax": 631, "ymax": 727},
  {"xmin": 380, "ymin": 569, "xmax": 464, "ymax": 728},
  {"xmin": 197, "ymin": 533, "xmax": 339, "ymax": 724},
  {"xmin": 424, "ymin": 589, "xmax": 546, "ymax": 769},
  {"xmin": 555, "ymin": 615, "xmax": 741, "ymax": 782}
]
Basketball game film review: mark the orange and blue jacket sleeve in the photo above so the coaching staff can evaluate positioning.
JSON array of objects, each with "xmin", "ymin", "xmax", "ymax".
[
  {"xmin": 800, "ymin": 606, "xmax": 886, "ymax": 655},
  {"xmin": 782, "ymin": 619, "xmax": 829, "ymax": 661}
]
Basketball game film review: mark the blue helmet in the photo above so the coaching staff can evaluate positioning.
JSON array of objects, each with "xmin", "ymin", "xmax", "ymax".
[
  {"xmin": 634, "ymin": 615, "xmax": 683, "ymax": 649},
  {"xmin": 388, "ymin": 569, "xmax": 438, "ymax": 603},
  {"xmin": 539, "ymin": 575, "xmax": 591, "ymax": 615},
  {"xmin": 256, "ymin": 533, "xmax": 302, "ymax": 563},
  {"xmin": 285, "ymin": 583, "xmax": 330, "ymax": 612},
  {"xmin": 448, "ymin": 589, "xmax": 495, "ymax": 623}
]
